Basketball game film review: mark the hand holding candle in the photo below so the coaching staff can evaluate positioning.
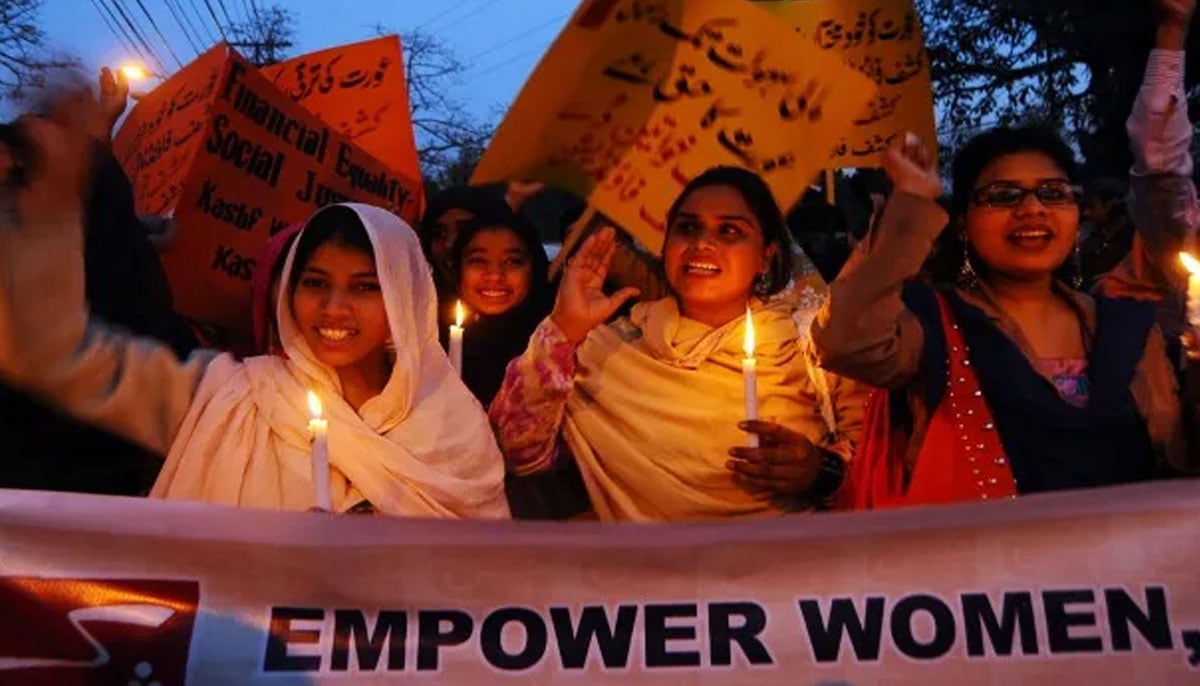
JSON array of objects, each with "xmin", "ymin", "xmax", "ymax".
[
  {"xmin": 729, "ymin": 421, "xmax": 827, "ymax": 497},
  {"xmin": 742, "ymin": 308, "xmax": 759, "ymax": 448},
  {"xmin": 1180, "ymin": 252, "xmax": 1200, "ymax": 326},
  {"xmin": 307, "ymin": 390, "xmax": 332, "ymax": 512},
  {"xmin": 449, "ymin": 300, "xmax": 465, "ymax": 375},
  {"xmin": 1180, "ymin": 252, "xmax": 1200, "ymax": 361}
]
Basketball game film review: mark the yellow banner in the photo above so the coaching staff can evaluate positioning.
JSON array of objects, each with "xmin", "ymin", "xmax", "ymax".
[
  {"xmin": 761, "ymin": 0, "xmax": 937, "ymax": 168},
  {"xmin": 0, "ymin": 482, "xmax": 1198, "ymax": 682},
  {"xmin": 473, "ymin": 0, "xmax": 876, "ymax": 252}
]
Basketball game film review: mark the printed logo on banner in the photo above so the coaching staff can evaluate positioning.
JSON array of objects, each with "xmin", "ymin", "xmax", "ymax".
[{"xmin": 0, "ymin": 577, "xmax": 200, "ymax": 685}]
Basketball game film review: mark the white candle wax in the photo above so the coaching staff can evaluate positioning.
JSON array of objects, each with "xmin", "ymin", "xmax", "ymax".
[
  {"xmin": 1179, "ymin": 253, "xmax": 1200, "ymax": 337},
  {"xmin": 449, "ymin": 326, "xmax": 464, "ymax": 374},
  {"xmin": 742, "ymin": 308, "xmax": 759, "ymax": 448},
  {"xmin": 743, "ymin": 357, "xmax": 759, "ymax": 448},
  {"xmin": 1188, "ymin": 273, "xmax": 1200, "ymax": 327},
  {"xmin": 450, "ymin": 300, "xmax": 465, "ymax": 375},
  {"xmin": 306, "ymin": 391, "xmax": 332, "ymax": 512}
]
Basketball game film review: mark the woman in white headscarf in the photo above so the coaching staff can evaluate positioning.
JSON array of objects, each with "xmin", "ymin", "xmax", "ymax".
[{"xmin": 0, "ymin": 103, "xmax": 508, "ymax": 518}]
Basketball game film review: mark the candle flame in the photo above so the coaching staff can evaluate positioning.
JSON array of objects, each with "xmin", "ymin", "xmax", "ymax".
[
  {"xmin": 306, "ymin": 390, "xmax": 322, "ymax": 419},
  {"xmin": 743, "ymin": 308, "xmax": 755, "ymax": 358},
  {"xmin": 1180, "ymin": 252, "xmax": 1200, "ymax": 276},
  {"xmin": 455, "ymin": 300, "xmax": 465, "ymax": 327}
]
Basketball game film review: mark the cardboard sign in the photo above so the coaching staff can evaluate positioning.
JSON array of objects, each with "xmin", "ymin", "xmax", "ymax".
[
  {"xmin": 762, "ymin": 0, "xmax": 938, "ymax": 168},
  {"xmin": 113, "ymin": 45, "xmax": 423, "ymax": 341},
  {"xmin": 262, "ymin": 35, "xmax": 423, "ymax": 198},
  {"xmin": 472, "ymin": 0, "xmax": 876, "ymax": 252},
  {"xmin": 113, "ymin": 44, "xmax": 228, "ymax": 216}
]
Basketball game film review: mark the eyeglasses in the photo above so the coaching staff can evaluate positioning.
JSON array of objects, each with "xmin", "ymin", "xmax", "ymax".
[{"xmin": 971, "ymin": 181, "xmax": 1082, "ymax": 208}]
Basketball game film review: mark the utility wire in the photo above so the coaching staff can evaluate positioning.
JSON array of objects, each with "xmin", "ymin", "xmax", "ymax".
[
  {"xmin": 89, "ymin": 0, "xmax": 143, "ymax": 61},
  {"xmin": 132, "ymin": 0, "xmax": 186, "ymax": 68},
  {"xmin": 108, "ymin": 0, "xmax": 169, "ymax": 73},
  {"xmin": 201, "ymin": 0, "xmax": 230, "ymax": 40},
  {"xmin": 466, "ymin": 12, "xmax": 567, "ymax": 64},
  {"xmin": 214, "ymin": 0, "xmax": 237, "ymax": 28},
  {"xmin": 162, "ymin": 0, "xmax": 206, "ymax": 54},
  {"xmin": 462, "ymin": 45, "xmax": 543, "ymax": 84},
  {"xmin": 182, "ymin": 0, "xmax": 221, "ymax": 44}
]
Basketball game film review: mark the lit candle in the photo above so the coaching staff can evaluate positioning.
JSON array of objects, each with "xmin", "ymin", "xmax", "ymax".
[
  {"xmin": 306, "ymin": 390, "xmax": 332, "ymax": 512},
  {"xmin": 1180, "ymin": 252, "xmax": 1200, "ymax": 328},
  {"xmin": 742, "ymin": 307, "xmax": 759, "ymax": 448},
  {"xmin": 449, "ymin": 300, "xmax": 465, "ymax": 375}
]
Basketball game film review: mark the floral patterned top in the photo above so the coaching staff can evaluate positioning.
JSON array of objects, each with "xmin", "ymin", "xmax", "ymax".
[{"xmin": 487, "ymin": 319, "xmax": 579, "ymax": 474}]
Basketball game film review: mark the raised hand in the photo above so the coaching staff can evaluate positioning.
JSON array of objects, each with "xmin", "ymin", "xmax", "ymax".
[
  {"xmin": 1158, "ymin": 0, "xmax": 1197, "ymax": 26},
  {"xmin": 504, "ymin": 180, "xmax": 546, "ymax": 212},
  {"xmin": 550, "ymin": 226, "xmax": 640, "ymax": 343},
  {"xmin": 882, "ymin": 132, "xmax": 941, "ymax": 201},
  {"xmin": 6, "ymin": 89, "xmax": 96, "ymax": 229},
  {"xmin": 1156, "ymin": 0, "xmax": 1197, "ymax": 49},
  {"xmin": 93, "ymin": 67, "xmax": 130, "ymax": 140}
]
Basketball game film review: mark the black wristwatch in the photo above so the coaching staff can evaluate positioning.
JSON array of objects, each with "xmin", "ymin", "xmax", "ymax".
[{"xmin": 808, "ymin": 448, "xmax": 847, "ymax": 505}]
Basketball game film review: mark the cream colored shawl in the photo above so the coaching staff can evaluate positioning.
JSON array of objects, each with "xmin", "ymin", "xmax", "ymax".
[
  {"xmin": 151, "ymin": 204, "xmax": 509, "ymax": 518},
  {"xmin": 562, "ymin": 297, "xmax": 829, "ymax": 522}
]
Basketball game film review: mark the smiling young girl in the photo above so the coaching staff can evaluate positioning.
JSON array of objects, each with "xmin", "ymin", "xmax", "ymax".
[
  {"xmin": 445, "ymin": 210, "xmax": 553, "ymax": 406},
  {"xmin": 0, "ymin": 101, "xmax": 509, "ymax": 518},
  {"xmin": 442, "ymin": 209, "xmax": 598, "ymax": 519}
]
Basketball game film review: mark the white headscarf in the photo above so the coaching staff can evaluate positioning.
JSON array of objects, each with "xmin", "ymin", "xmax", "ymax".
[{"xmin": 151, "ymin": 204, "xmax": 509, "ymax": 518}]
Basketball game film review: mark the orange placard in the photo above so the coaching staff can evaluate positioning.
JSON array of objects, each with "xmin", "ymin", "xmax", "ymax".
[
  {"xmin": 113, "ymin": 46, "xmax": 423, "ymax": 344},
  {"xmin": 262, "ymin": 35, "xmax": 422, "ymax": 202},
  {"xmin": 114, "ymin": 43, "xmax": 229, "ymax": 216}
]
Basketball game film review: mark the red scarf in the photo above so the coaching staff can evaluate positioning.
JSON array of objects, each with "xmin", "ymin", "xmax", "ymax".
[{"xmin": 840, "ymin": 292, "xmax": 1017, "ymax": 509}]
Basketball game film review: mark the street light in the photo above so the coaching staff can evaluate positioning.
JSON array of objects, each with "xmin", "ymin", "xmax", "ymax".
[
  {"xmin": 120, "ymin": 64, "xmax": 165, "ymax": 100},
  {"xmin": 120, "ymin": 64, "xmax": 150, "ymax": 81}
]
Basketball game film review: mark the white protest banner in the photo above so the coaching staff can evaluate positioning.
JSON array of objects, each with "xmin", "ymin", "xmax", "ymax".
[{"xmin": 0, "ymin": 481, "xmax": 1197, "ymax": 683}]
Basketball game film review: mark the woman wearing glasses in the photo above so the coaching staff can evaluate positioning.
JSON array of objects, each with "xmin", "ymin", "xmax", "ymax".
[{"xmin": 811, "ymin": 122, "xmax": 1191, "ymax": 509}]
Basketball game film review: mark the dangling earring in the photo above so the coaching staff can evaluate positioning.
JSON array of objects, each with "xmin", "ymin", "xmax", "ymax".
[
  {"xmin": 753, "ymin": 272, "xmax": 771, "ymax": 297},
  {"xmin": 957, "ymin": 239, "xmax": 980, "ymax": 291},
  {"xmin": 1071, "ymin": 240, "xmax": 1084, "ymax": 290}
]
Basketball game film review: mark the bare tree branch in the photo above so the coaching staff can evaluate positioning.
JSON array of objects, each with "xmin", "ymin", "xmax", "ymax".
[
  {"xmin": 229, "ymin": 3, "xmax": 295, "ymax": 68},
  {"xmin": 370, "ymin": 24, "xmax": 495, "ymax": 188},
  {"xmin": 914, "ymin": 0, "xmax": 1165, "ymax": 176},
  {"xmin": 0, "ymin": 0, "xmax": 78, "ymax": 100}
]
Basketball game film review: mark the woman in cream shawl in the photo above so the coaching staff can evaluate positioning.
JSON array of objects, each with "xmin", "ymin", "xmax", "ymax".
[
  {"xmin": 0, "ymin": 104, "xmax": 508, "ymax": 518},
  {"xmin": 489, "ymin": 167, "xmax": 868, "ymax": 522}
]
